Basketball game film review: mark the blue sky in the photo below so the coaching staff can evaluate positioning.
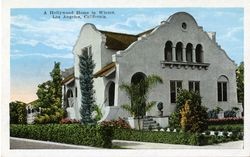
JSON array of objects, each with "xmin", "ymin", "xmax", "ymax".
[{"xmin": 10, "ymin": 8, "xmax": 243, "ymax": 103}]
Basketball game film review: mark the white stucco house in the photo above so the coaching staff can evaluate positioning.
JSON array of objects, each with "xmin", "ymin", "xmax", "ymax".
[{"xmin": 61, "ymin": 12, "xmax": 241, "ymax": 123}]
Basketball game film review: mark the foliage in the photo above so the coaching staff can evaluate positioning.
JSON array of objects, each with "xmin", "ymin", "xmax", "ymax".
[
  {"xmin": 207, "ymin": 117, "xmax": 243, "ymax": 125},
  {"xmin": 176, "ymin": 89, "xmax": 201, "ymax": 112},
  {"xmin": 172, "ymin": 89, "xmax": 208, "ymax": 133},
  {"xmin": 224, "ymin": 110, "xmax": 236, "ymax": 118},
  {"xmin": 79, "ymin": 50, "xmax": 96, "ymax": 124},
  {"xmin": 236, "ymin": 62, "xmax": 244, "ymax": 108},
  {"xmin": 10, "ymin": 124, "xmax": 113, "ymax": 148},
  {"xmin": 207, "ymin": 106, "xmax": 223, "ymax": 119},
  {"xmin": 113, "ymin": 128, "xmax": 208, "ymax": 146},
  {"xmin": 180, "ymin": 100, "xmax": 191, "ymax": 132},
  {"xmin": 34, "ymin": 62, "xmax": 64, "ymax": 124},
  {"xmin": 9, "ymin": 101, "xmax": 27, "ymax": 124},
  {"xmin": 120, "ymin": 74, "xmax": 163, "ymax": 118},
  {"xmin": 60, "ymin": 118, "xmax": 80, "ymax": 124},
  {"xmin": 100, "ymin": 117, "xmax": 131, "ymax": 129},
  {"xmin": 91, "ymin": 104, "xmax": 103, "ymax": 121},
  {"xmin": 169, "ymin": 111, "xmax": 181, "ymax": 128}
]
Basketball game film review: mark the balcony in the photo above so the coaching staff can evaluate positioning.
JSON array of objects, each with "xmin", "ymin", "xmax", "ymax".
[{"xmin": 160, "ymin": 61, "xmax": 210, "ymax": 70}]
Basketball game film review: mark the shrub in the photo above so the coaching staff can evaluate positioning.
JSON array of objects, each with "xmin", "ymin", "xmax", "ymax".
[
  {"xmin": 207, "ymin": 110, "xmax": 218, "ymax": 119},
  {"xmin": 224, "ymin": 110, "xmax": 236, "ymax": 118},
  {"xmin": 10, "ymin": 124, "xmax": 113, "ymax": 148},
  {"xmin": 207, "ymin": 118, "xmax": 243, "ymax": 125},
  {"xmin": 223, "ymin": 131, "xmax": 228, "ymax": 137},
  {"xmin": 100, "ymin": 117, "xmax": 131, "ymax": 129},
  {"xmin": 205, "ymin": 130, "xmax": 210, "ymax": 135},
  {"xmin": 180, "ymin": 100, "xmax": 208, "ymax": 133},
  {"xmin": 214, "ymin": 131, "xmax": 219, "ymax": 136},
  {"xmin": 113, "ymin": 128, "xmax": 208, "ymax": 146},
  {"xmin": 9, "ymin": 101, "xmax": 27, "ymax": 124},
  {"xmin": 169, "ymin": 111, "xmax": 181, "ymax": 128}
]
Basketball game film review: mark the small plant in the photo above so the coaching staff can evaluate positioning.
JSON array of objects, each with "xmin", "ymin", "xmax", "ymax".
[
  {"xmin": 148, "ymin": 125, "xmax": 153, "ymax": 131},
  {"xmin": 214, "ymin": 131, "xmax": 219, "ymax": 136},
  {"xmin": 170, "ymin": 127, "xmax": 174, "ymax": 132},
  {"xmin": 157, "ymin": 126, "xmax": 161, "ymax": 131},
  {"xmin": 205, "ymin": 130, "xmax": 210, "ymax": 136},
  {"xmin": 223, "ymin": 131, "xmax": 228, "ymax": 137}
]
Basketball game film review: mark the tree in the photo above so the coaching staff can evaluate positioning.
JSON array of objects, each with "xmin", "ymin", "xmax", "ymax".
[
  {"xmin": 79, "ymin": 50, "xmax": 96, "ymax": 124},
  {"xmin": 120, "ymin": 74, "xmax": 163, "ymax": 129},
  {"xmin": 236, "ymin": 62, "xmax": 244, "ymax": 115},
  {"xmin": 34, "ymin": 62, "xmax": 64, "ymax": 124},
  {"xmin": 9, "ymin": 101, "xmax": 27, "ymax": 124},
  {"xmin": 170, "ymin": 89, "xmax": 208, "ymax": 133}
]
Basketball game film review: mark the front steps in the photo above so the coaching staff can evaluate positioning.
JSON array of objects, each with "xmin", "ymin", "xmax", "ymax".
[{"xmin": 143, "ymin": 117, "xmax": 160, "ymax": 130}]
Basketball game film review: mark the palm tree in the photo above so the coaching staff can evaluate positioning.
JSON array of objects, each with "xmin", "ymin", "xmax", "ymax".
[{"xmin": 120, "ymin": 74, "xmax": 163, "ymax": 129}]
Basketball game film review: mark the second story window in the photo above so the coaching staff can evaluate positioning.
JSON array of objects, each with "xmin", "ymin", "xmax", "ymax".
[{"xmin": 82, "ymin": 46, "xmax": 92, "ymax": 56}]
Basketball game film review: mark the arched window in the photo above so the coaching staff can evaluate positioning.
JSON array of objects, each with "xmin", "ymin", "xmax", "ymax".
[
  {"xmin": 196, "ymin": 44, "xmax": 203, "ymax": 63},
  {"xmin": 176, "ymin": 42, "xmax": 183, "ymax": 62},
  {"xmin": 105, "ymin": 81, "xmax": 115, "ymax": 106},
  {"xmin": 66, "ymin": 89, "xmax": 73, "ymax": 108},
  {"xmin": 186, "ymin": 43, "xmax": 193, "ymax": 62},
  {"xmin": 108, "ymin": 82, "xmax": 115, "ymax": 106},
  {"xmin": 217, "ymin": 75, "xmax": 228, "ymax": 102},
  {"xmin": 164, "ymin": 41, "xmax": 172, "ymax": 61}
]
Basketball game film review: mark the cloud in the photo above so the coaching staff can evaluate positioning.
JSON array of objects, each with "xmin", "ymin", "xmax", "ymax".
[
  {"xmin": 220, "ymin": 26, "xmax": 243, "ymax": 42},
  {"xmin": 96, "ymin": 14, "xmax": 165, "ymax": 34},
  {"xmin": 11, "ymin": 51, "xmax": 73, "ymax": 59},
  {"xmin": 11, "ymin": 15, "xmax": 85, "ymax": 50}
]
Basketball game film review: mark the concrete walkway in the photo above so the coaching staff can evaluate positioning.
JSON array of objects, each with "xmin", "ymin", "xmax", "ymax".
[
  {"xmin": 112, "ymin": 140, "xmax": 244, "ymax": 149},
  {"xmin": 10, "ymin": 137, "xmax": 96, "ymax": 149}
]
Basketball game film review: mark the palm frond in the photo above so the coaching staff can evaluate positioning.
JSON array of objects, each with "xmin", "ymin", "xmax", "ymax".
[
  {"xmin": 145, "ymin": 101, "xmax": 157, "ymax": 112},
  {"xmin": 121, "ymin": 104, "xmax": 134, "ymax": 116}
]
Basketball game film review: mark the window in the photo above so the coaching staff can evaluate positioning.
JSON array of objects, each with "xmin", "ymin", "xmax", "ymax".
[
  {"xmin": 170, "ymin": 80, "xmax": 182, "ymax": 103},
  {"xmin": 189, "ymin": 81, "xmax": 200, "ymax": 93},
  {"xmin": 195, "ymin": 44, "xmax": 203, "ymax": 63},
  {"xmin": 82, "ymin": 46, "xmax": 92, "ymax": 56},
  {"xmin": 218, "ymin": 82, "xmax": 227, "ymax": 101},
  {"xmin": 186, "ymin": 43, "xmax": 193, "ymax": 62},
  {"xmin": 75, "ymin": 87, "xmax": 77, "ymax": 97},
  {"xmin": 182, "ymin": 22, "xmax": 187, "ymax": 29},
  {"xmin": 176, "ymin": 42, "xmax": 183, "ymax": 62},
  {"xmin": 217, "ymin": 76, "xmax": 228, "ymax": 102},
  {"xmin": 164, "ymin": 41, "xmax": 172, "ymax": 61}
]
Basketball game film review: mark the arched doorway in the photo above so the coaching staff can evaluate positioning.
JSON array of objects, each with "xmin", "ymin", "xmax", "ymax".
[
  {"xmin": 108, "ymin": 82, "xmax": 115, "ymax": 106},
  {"xmin": 131, "ymin": 72, "xmax": 147, "ymax": 117}
]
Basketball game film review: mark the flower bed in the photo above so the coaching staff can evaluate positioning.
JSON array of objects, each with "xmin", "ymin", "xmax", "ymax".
[
  {"xmin": 207, "ymin": 117, "xmax": 243, "ymax": 125},
  {"xmin": 10, "ymin": 124, "xmax": 113, "ymax": 148}
]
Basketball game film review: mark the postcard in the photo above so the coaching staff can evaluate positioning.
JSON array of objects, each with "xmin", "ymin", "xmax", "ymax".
[{"xmin": 1, "ymin": 0, "xmax": 250, "ymax": 157}]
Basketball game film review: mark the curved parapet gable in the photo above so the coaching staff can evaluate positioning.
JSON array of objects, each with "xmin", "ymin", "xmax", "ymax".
[{"xmin": 72, "ymin": 23, "xmax": 103, "ymax": 54}]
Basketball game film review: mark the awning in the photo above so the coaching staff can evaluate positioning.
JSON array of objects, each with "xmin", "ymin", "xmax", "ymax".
[{"xmin": 94, "ymin": 62, "xmax": 116, "ymax": 78}]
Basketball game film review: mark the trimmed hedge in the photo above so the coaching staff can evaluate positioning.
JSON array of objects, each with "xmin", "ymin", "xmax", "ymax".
[
  {"xmin": 10, "ymin": 124, "xmax": 113, "ymax": 148},
  {"xmin": 207, "ymin": 118, "xmax": 243, "ymax": 125},
  {"xmin": 208, "ymin": 124, "xmax": 243, "ymax": 132},
  {"xmin": 113, "ymin": 128, "xmax": 208, "ymax": 146}
]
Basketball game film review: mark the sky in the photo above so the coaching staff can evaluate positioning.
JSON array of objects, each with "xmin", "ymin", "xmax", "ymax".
[{"xmin": 10, "ymin": 8, "xmax": 244, "ymax": 103}]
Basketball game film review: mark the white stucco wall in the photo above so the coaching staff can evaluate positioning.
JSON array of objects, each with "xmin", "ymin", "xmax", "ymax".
[
  {"xmin": 114, "ymin": 12, "xmax": 238, "ymax": 117},
  {"xmin": 70, "ymin": 12, "xmax": 239, "ymax": 120}
]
